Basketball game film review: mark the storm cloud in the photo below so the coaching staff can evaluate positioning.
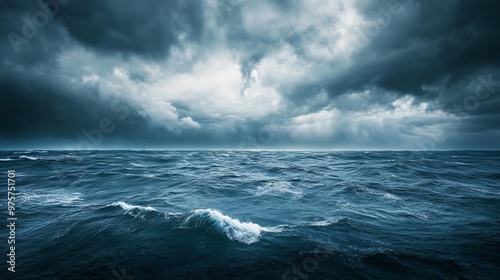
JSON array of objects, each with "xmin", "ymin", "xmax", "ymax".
[{"xmin": 1, "ymin": 0, "xmax": 499, "ymax": 149}]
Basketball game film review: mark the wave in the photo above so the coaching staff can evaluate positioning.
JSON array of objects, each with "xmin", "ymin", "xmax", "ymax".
[
  {"xmin": 185, "ymin": 209, "xmax": 263, "ymax": 244},
  {"xmin": 401, "ymin": 210, "xmax": 428, "ymax": 220},
  {"xmin": 110, "ymin": 201, "xmax": 158, "ymax": 212},
  {"xmin": 20, "ymin": 191, "xmax": 82, "ymax": 206},
  {"xmin": 109, "ymin": 201, "xmax": 160, "ymax": 220},
  {"xmin": 256, "ymin": 181, "xmax": 303, "ymax": 199},
  {"xmin": 184, "ymin": 209, "xmax": 279, "ymax": 244},
  {"xmin": 108, "ymin": 202, "xmax": 279, "ymax": 244},
  {"xmin": 310, "ymin": 217, "xmax": 348, "ymax": 227},
  {"xmin": 338, "ymin": 184, "xmax": 401, "ymax": 201},
  {"xmin": 6, "ymin": 155, "xmax": 62, "ymax": 162},
  {"xmin": 20, "ymin": 155, "xmax": 39, "ymax": 160},
  {"xmin": 383, "ymin": 193, "xmax": 400, "ymax": 200}
]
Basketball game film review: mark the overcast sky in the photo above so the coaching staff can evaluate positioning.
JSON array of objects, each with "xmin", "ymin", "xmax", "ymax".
[{"xmin": 1, "ymin": 0, "xmax": 499, "ymax": 150}]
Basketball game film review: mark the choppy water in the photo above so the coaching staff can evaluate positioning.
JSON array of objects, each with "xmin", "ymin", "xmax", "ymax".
[{"xmin": 1, "ymin": 150, "xmax": 499, "ymax": 279}]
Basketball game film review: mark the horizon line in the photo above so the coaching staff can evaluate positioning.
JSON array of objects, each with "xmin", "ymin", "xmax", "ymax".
[{"xmin": 1, "ymin": 148, "xmax": 499, "ymax": 152}]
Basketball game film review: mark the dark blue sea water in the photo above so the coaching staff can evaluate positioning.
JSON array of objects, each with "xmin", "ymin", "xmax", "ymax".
[{"xmin": 1, "ymin": 150, "xmax": 499, "ymax": 279}]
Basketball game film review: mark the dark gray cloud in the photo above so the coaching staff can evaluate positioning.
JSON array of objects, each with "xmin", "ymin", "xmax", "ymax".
[
  {"xmin": 0, "ymin": 71, "xmax": 153, "ymax": 149},
  {"xmin": 1, "ymin": 0, "xmax": 499, "ymax": 149},
  {"xmin": 326, "ymin": 0, "xmax": 500, "ymax": 96},
  {"xmin": 0, "ymin": 0, "xmax": 204, "ymax": 60},
  {"xmin": 54, "ymin": 0, "xmax": 204, "ymax": 59}
]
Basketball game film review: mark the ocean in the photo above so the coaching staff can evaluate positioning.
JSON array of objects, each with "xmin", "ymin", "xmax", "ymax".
[{"xmin": 0, "ymin": 150, "xmax": 499, "ymax": 279}]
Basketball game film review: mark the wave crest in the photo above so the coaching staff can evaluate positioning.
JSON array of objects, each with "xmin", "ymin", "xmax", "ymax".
[
  {"xmin": 185, "ymin": 209, "xmax": 270, "ymax": 244},
  {"xmin": 20, "ymin": 191, "xmax": 82, "ymax": 206},
  {"xmin": 110, "ymin": 201, "xmax": 158, "ymax": 212},
  {"xmin": 310, "ymin": 217, "xmax": 348, "ymax": 227},
  {"xmin": 20, "ymin": 155, "xmax": 38, "ymax": 160},
  {"xmin": 256, "ymin": 181, "xmax": 303, "ymax": 199},
  {"xmin": 108, "ymin": 203, "xmax": 279, "ymax": 244}
]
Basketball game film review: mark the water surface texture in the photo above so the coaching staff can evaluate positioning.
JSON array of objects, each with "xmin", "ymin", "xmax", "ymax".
[{"xmin": 1, "ymin": 150, "xmax": 499, "ymax": 279}]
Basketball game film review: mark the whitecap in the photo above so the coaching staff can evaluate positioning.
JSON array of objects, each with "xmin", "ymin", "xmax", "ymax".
[
  {"xmin": 20, "ymin": 191, "xmax": 82, "ymax": 205},
  {"xmin": 383, "ymin": 193, "xmax": 400, "ymax": 200},
  {"xmin": 263, "ymin": 225, "xmax": 285, "ymax": 233},
  {"xmin": 20, "ymin": 155, "xmax": 38, "ymax": 160},
  {"xmin": 256, "ymin": 181, "xmax": 303, "ymax": 199},
  {"xmin": 0, "ymin": 158, "xmax": 13, "ymax": 161},
  {"xmin": 310, "ymin": 217, "xmax": 346, "ymax": 227},
  {"xmin": 13, "ymin": 151, "xmax": 32, "ymax": 154},
  {"xmin": 165, "ymin": 212, "xmax": 183, "ymax": 217},
  {"xmin": 187, "ymin": 209, "xmax": 273, "ymax": 244},
  {"xmin": 110, "ymin": 201, "xmax": 158, "ymax": 212}
]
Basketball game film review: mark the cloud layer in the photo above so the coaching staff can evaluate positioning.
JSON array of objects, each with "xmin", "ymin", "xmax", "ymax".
[{"xmin": 1, "ymin": 0, "xmax": 499, "ymax": 149}]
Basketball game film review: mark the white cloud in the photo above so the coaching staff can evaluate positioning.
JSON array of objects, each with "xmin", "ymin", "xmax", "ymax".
[
  {"xmin": 58, "ymin": 46, "xmax": 285, "ymax": 133},
  {"xmin": 51, "ymin": 2, "xmax": 465, "ymax": 148},
  {"xmin": 58, "ymin": 48, "xmax": 201, "ymax": 132},
  {"xmin": 149, "ymin": 51, "xmax": 284, "ymax": 121},
  {"xmin": 81, "ymin": 74, "xmax": 100, "ymax": 84},
  {"xmin": 277, "ymin": 95, "xmax": 459, "ymax": 148},
  {"xmin": 288, "ymin": 109, "xmax": 341, "ymax": 140}
]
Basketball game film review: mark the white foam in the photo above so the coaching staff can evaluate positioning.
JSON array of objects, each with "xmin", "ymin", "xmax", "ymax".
[
  {"xmin": 189, "ymin": 209, "xmax": 273, "ymax": 244},
  {"xmin": 0, "ymin": 158, "xmax": 13, "ymax": 161},
  {"xmin": 13, "ymin": 151, "xmax": 32, "ymax": 154},
  {"xmin": 20, "ymin": 191, "xmax": 82, "ymax": 205},
  {"xmin": 111, "ymin": 201, "xmax": 157, "ymax": 212},
  {"xmin": 263, "ymin": 225, "xmax": 286, "ymax": 233},
  {"xmin": 20, "ymin": 155, "xmax": 38, "ymax": 160},
  {"xmin": 310, "ymin": 217, "xmax": 344, "ymax": 227},
  {"xmin": 256, "ymin": 181, "xmax": 303, "ymax": 199},
  {"xmin": 383, "ymin": 193, "xmax": 400, "ymax": 200},
  {"xmin": 166, "ymin": 212, "xmax": 183, "ymax": 216}
]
